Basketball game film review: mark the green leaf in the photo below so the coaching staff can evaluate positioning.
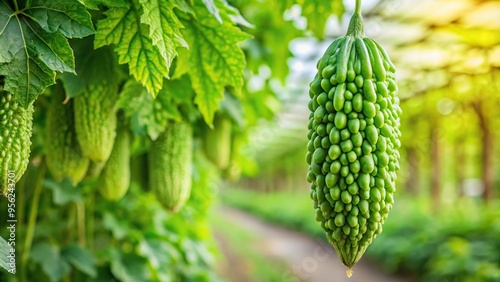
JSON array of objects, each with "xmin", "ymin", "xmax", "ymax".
[
  {"xmin": 43, "ymin": 179, "xmax": 83, "ymax": 205},
  {"xmin": 223, "ymin": 1, "xmax": 253, "ymax": 28},
  {"xmin": 173, "ymin": 0, "xmax": 194, "ymax": 14},
  {"xmin": 118, "ymin": 79, "xmax": 188, "ymax": 140},
  {"xmin": 94, "ymin": 0, "xmax": 168, "ymax": 96},
  {"xmin": 138, "ymin": 239, "xmax": 180, "ymax": 268},
  {"xmin": 31, "ymin": 242, "xmax": 70, "ymax": 282},
  {"xmin": 219, "ymin": 91, "xmax": 245, "ymax": 128},
  {"xmin": 60, "ymin": 39, "xmax": 124, "ymax": 98},
  {"xmin": 111, "ymin": 252, "xmax": 150, "ymax": 282},
  {"xmin": 30, "ymin": 0, "xmax": 95, "ymax": 38},
  {"xmin": 139, "ymin": 0, "xmax": 188, "ymax": 70},
  {"xmin": 61, "ymin": 244, "xmax": 97, "ymax": 278},
  {"xmin": 0, "ymin": 235, "xmax": 13, "ymax": 272},
  {"xmin": 298, "ymin": 0, "xmax": 345, "ymax": 38},
  {"xmin": 102, "ymin": 212, "xmax": 129, "ymax": 240},
  {"xmin": 200, "ymin": 0, "xmax": 222, "ymax": 23},
  {"xmin": 0, "ymin": 1, "xmax": 92, "ymax": 105},
  {"xmin": 82, "ymin": 0, "xmax": 128, "ymax": 10},
  {"xmin": 175, "ymin": 0, "xmax": 250, "ymax": 125}
]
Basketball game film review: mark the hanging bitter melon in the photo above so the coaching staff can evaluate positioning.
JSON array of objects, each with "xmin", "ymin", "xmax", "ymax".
[
  {"xmin": 306, "ymin": 3, "xmax": 402, "ymax": 276},
  {"xmin": 98, "ymin": 120, "xmax": 131, "ymax": 201},
  {"xmin": 46, "ymin": 84, "xmax": 89, "ymax": 185},
  {"xmin": 149, "ymin": 122, "xmax": 193, "ymax": 212},
  {"xmin": 0, "ymin": 90, "xmax": 34, "ymax": 196},
  {"xmin": 204, "ymin": 114, "xmax": 232, "ymax": 170},
  {"xmin": 74, "ymin": 81, "xmax": 118, "ymax": 163}
]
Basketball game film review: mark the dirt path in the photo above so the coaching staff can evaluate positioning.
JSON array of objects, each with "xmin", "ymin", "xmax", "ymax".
[
  {"xmin": 215, "ymin": 206, "xmax": 415, "ymax": 282},
  {"xmin": 214, "ymin": 231, "xmax": 252, "ymax": 282}
]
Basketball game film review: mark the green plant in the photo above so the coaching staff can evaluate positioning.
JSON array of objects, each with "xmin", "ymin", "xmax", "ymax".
[{"xmin": 306, "ymin": 0, "xmax": 401, "ymax": 274}]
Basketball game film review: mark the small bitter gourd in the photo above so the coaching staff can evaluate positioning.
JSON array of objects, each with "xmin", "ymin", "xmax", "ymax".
[
  {"xmin": 98, "ymin": 121, "xmax": 130, "ymax": 201},
  {"xmin": 46, "ymin": 84, "xmax": 89, "ymax": 185},
  {"xmin": 306, "ymin": 4, "xmax": 402, "ymax": 276},
  {"xmin": 149, "ymin": 122, "xmax": 193, "ymax": 212},
  {"xmin": 74, "ymin": 81, "xmax": 118, "ymax": 162},
  {"xmin": 223, "ymin": 132, "xmax": 245, "ymax": 182},
  {"xmin": 204, "ymin": 114, "xmax": 231, "ymax": 170},
  {"xmin": 0, "ymin": 91, "xmax": 33, "ymax": 196}
]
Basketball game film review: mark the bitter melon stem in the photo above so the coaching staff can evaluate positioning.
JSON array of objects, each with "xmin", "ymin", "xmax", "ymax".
[
  {"xmin": 347, "ymin": 0, "xmax": 364, "ymax": 38},
  {"xmin": 355, "ymin": 0, "xmax": 362, "ymax": 14}
]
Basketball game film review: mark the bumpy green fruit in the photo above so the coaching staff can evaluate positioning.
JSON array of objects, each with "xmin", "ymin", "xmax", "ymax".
[
  {"xmin": 0, "ymin": 91, "xmax": 33, "ymax": 196},
  {"xmin": 74, "ymin": 82, "xmax": 118, "ymax": 162},
  {"xmin": 204, "ymin": 114, "xmax": 232, "ymax": 170},
  {"xmin": 46, "ymin": 84, "xmax": 89, "ymax": 185},
  {"xmin": 306, "ymin": 10, "xmax": 401, "ymax": 274},
  {"xmin": 149, "ymin": 122, "xmax": 193, "ymax": 212},
  {"xmin": 98, "ymin": 123, "xmax": 130, "ymax": 201}
]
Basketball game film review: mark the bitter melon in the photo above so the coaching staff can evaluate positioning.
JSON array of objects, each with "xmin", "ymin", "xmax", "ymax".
[
  {"xmin": 98, "ymin": 121, "xmax": 130, "ymax": 201},
  {"xmin": 306, "ymin": 4, "xmax": 402, "ymax": 275},
  {"xmin": 0, "ymin": 91, "xmax": 33, "ymax": 196},
  {"xmin": 204, "ymin": 114, "xmax": 231, "ymax": 170},
  {"xmin": 46, "ymin": 84, "xmax": 89, "ymax": 185},
  {"xmin": 74, "ymin": 81, "xmax": 118, "ymax": 162},
  {"xmin": 149, "ymin": 122, "xmax": 193, "ymax": 212}
]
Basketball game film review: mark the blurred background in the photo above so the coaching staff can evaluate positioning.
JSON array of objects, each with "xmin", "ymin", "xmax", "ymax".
[{"xmin": 213, "ymin": 0, "xmax": 500, "ymax": 281}]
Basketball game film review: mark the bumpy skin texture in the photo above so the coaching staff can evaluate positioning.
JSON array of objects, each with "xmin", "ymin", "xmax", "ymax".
[
  {"xmin": 98, "ymin": 124, "xmax": 130, "ymax": 201},
  {"xmin": 74, "ymin": 82, "xmax": 118, "ymax": 162},
  {"xmin": 204, "ymin": 114, "xmax": 232, "ymax": 170},
  {"xmin": 149, "ymin": 122, "xmax": 193, "ymax": 212},
  {"xmin": 306, "ymin": 19, "xmax": 402, "ymax": 269},
  {"xmin": 0, "ymin": 92, "xmax": 33, "ymax": 196},
  {"xmin": 46, "ymin": 84, "xmax": 89, "ymax": 185}
]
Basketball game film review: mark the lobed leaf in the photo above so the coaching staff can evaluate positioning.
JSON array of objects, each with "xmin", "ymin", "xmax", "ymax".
[
  {"xmin": 31, "ymin": 242, "xmax": 71, "ymax": 282},
  {"xmin": 82, "ymin": 0, "xmax": 128, "ymax": 10},
  {"xmin": 94, "ymin": 0, "xmax": 167, "ymax": 96},
  {"xmin": 30, "ymin": 0, "xmax": 95, "ymax": 38},
  {"xmin": 139, "ymin": 0, "xmax": 188, "ymax": 71},
  {"xmin": 175, "ymin": 0, "xmax": 250, "ymax": 125},
  {"xmin": 118, "ymin": 79, "xmax": 189, "ymax": 140},
  {"xmin": 0, "ymin": 0, "xmax": 93, "ymax": 105},
  {"xmin": 61, "ymin": 244, "xmax": 97, "ymax": 278}
]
